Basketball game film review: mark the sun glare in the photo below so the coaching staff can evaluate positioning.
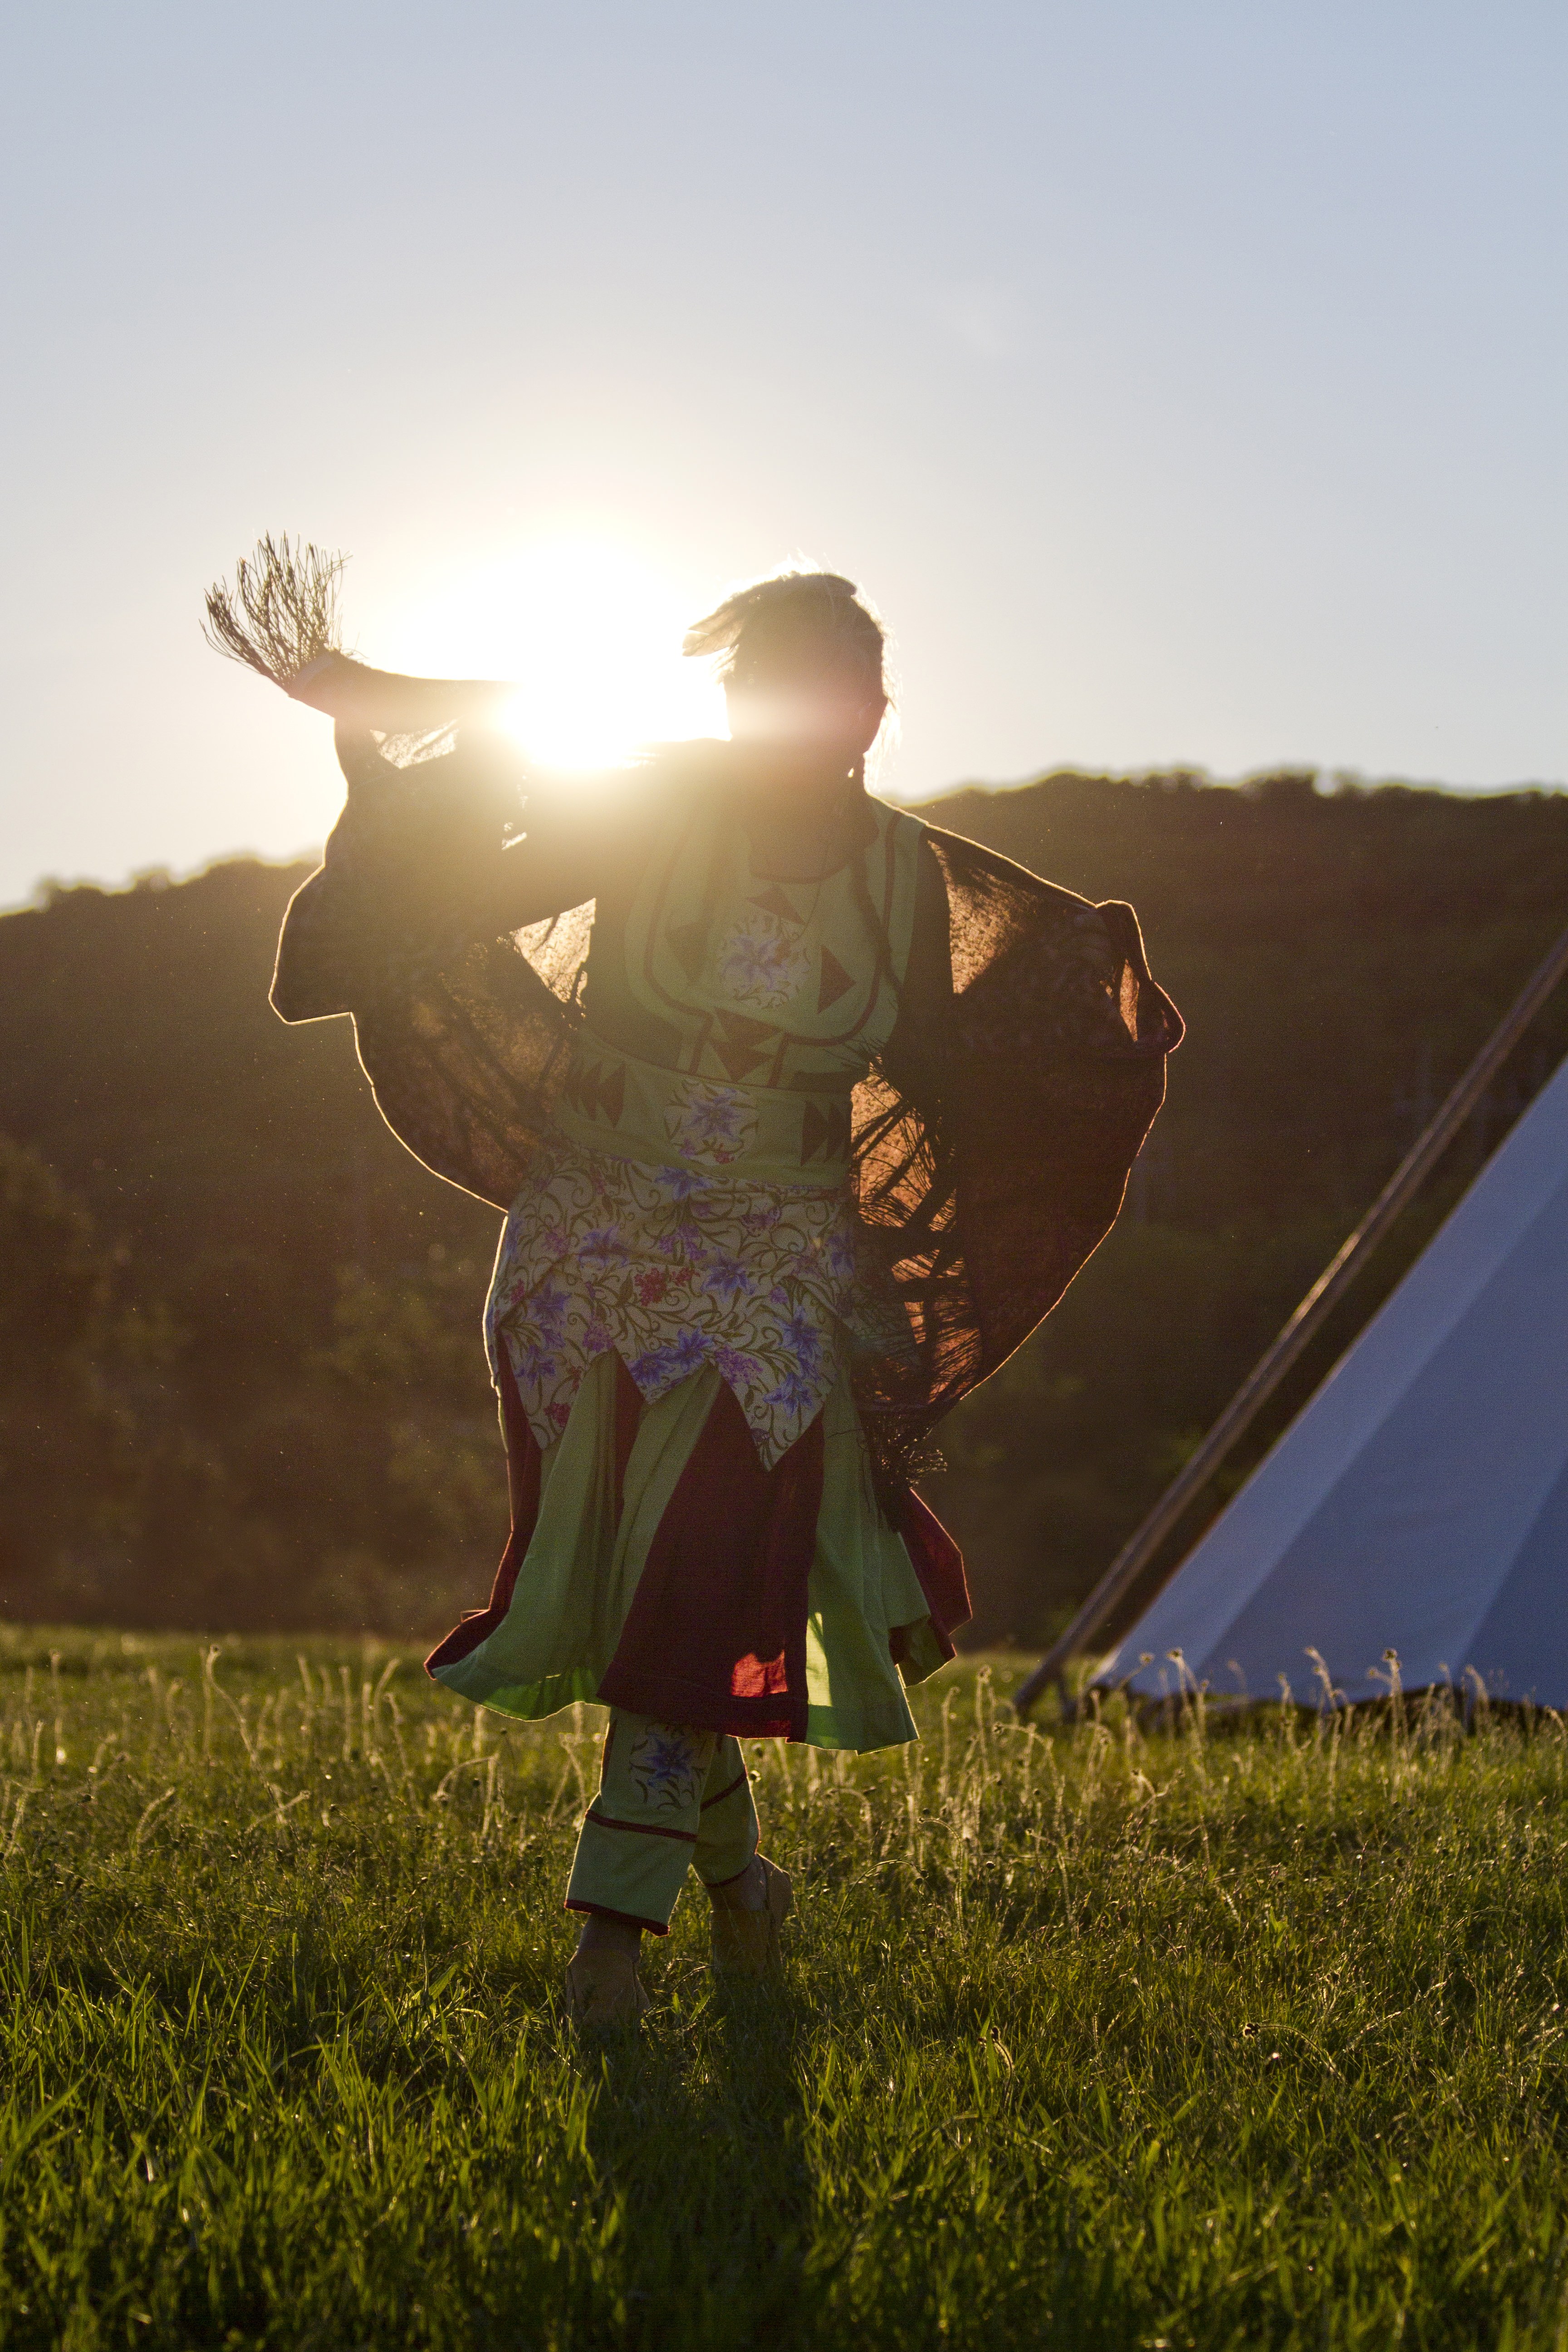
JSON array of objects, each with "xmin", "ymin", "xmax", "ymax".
[{"xmin": 383, "ymin": 539, "xmax": 725, "ymax": 772}]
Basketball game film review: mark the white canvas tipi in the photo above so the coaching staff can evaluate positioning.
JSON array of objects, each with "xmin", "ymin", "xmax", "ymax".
[{"xmin": 1095, "ymin": 1051, "xmax": 1568, "ymax": 1709}]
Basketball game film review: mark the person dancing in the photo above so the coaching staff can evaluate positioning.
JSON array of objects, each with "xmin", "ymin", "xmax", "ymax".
[{"xmin": 206, "ymin": 543, "xmax": 1181, "ymax": 2024}]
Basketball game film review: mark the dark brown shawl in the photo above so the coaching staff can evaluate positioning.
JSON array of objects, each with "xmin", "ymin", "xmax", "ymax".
[{"xmin": 273, "ymin": 727, "xmax": 1182, "ymax": 1505}]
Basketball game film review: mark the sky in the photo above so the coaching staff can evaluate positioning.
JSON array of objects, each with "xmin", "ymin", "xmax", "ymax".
[{"xmin": 2, "ymin": 1, "xmax": 1563, "ymax": 907}]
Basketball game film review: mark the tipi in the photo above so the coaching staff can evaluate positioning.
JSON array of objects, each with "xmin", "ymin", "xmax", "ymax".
[{"xmin": 1095, "ymin": 1051, "xmax": 1568, "ymax": 1709}]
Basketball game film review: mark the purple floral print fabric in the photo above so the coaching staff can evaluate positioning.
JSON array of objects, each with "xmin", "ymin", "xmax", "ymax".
[{"xmin": 484, "ymin": 1138, "xmax": 893, "ymax": 1466}]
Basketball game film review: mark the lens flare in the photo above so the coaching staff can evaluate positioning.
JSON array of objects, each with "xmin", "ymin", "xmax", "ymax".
[{"xmin": 382, "ymin": 539, "xmax": 724, "ymax": 771}]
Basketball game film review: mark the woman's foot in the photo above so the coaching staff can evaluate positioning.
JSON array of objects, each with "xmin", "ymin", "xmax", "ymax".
[
  {"xmin": 567, "ymin": 1915, "xmax": 651, "ymax": 2026},
  {"xmin": 707, "ymin": 1854, "xmax": 792, "ymax": 1977}
]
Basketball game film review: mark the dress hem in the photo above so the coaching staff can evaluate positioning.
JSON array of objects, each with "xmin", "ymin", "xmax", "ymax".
[{"xmin": 430, "ymin": 1643, "xmax": 938, "ymax": 1752}]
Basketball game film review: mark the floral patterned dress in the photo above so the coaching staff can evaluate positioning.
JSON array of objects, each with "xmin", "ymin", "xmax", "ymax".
[{"xmin": 429, "ymin": 788, "xmax": 951, "ymax": 1751}]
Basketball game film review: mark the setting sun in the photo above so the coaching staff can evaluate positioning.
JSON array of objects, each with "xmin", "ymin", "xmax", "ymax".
[{"xmin": 384, "ymin": 539, "xmax": 726, "ymax": 771}]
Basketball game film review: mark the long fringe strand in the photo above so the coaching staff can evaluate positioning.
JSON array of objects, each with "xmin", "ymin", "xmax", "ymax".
[{"xmin": 203, "ymin": 534, "xmax": 349, "ymax": 684}]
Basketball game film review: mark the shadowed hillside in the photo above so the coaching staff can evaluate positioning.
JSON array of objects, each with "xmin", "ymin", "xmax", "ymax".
[{"xmin": 4, "ymin": 772, "xmax": 1567, "ymax": 1643}]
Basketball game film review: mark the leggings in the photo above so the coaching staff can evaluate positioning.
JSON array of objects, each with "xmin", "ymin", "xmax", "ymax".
[{"xmin": 565, "ymin": 1709, "xmax": 760, "ymax": 1934}]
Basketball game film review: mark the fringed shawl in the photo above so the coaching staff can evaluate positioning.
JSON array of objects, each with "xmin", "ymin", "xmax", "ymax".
[{"xmin": 273, "ymin": 729, "xmax": 1182, "ymax": 1504}]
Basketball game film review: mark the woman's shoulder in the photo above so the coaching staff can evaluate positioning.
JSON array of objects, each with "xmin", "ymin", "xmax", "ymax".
[
  {"xmin": 514, "ymin": 739, "xmax": 726, "ymax": 862},
  {"xmin": 865, "ymin": 793, "xmax": 928, "ymax": 852},
  {"xmin": 863, "ymin": 795, "xmax": 934, "ymax": 908}
]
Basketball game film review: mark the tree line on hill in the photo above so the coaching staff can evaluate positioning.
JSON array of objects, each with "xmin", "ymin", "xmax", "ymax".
[{"xmin": 4, "ymin": 769, "xmax": 1567, "ymax": 1648}]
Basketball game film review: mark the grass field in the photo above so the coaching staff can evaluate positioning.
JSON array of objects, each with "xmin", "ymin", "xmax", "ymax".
[{"xmin": 3, "ymin": 1632, "xmax": 1568, "ymax": 2349}]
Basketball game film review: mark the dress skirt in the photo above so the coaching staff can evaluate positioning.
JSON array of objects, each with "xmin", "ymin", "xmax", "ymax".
[{"xmin": 426, "ymin": 1346, "xmax": 958, "ymax": 1751}]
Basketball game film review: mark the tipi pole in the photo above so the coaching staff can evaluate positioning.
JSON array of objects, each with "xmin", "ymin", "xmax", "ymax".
[{"xmin": 1014, "ymin": 915, "xmax": 1568, "ymax": 1721}]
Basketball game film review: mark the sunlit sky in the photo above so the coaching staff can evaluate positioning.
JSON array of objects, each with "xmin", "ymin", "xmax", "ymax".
[{"xmin": 2, "ymin": 3, "xmax": 1563, "ymax": 907}]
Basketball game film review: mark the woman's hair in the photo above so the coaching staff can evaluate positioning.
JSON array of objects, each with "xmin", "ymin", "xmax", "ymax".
[{"xmin": 683, "ymin": 567, "xmax": 892, "ymax": 736}]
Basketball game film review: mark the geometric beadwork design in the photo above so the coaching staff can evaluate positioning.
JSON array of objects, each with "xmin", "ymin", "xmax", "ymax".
[{"xmin": 817, "ymin": 945, "xmax": 854, "ymax": 1013}]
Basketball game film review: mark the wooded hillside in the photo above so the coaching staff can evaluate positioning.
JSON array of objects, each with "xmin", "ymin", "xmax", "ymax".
[{"xmin": 5, "ymin": 771, "xmax": 1566, "ymax": 1645}]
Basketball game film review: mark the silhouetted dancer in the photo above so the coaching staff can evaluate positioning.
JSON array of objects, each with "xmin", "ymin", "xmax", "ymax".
[{"xmin": 206, "ymin": 544, "xmax": 1181, "ymax": 2024}]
